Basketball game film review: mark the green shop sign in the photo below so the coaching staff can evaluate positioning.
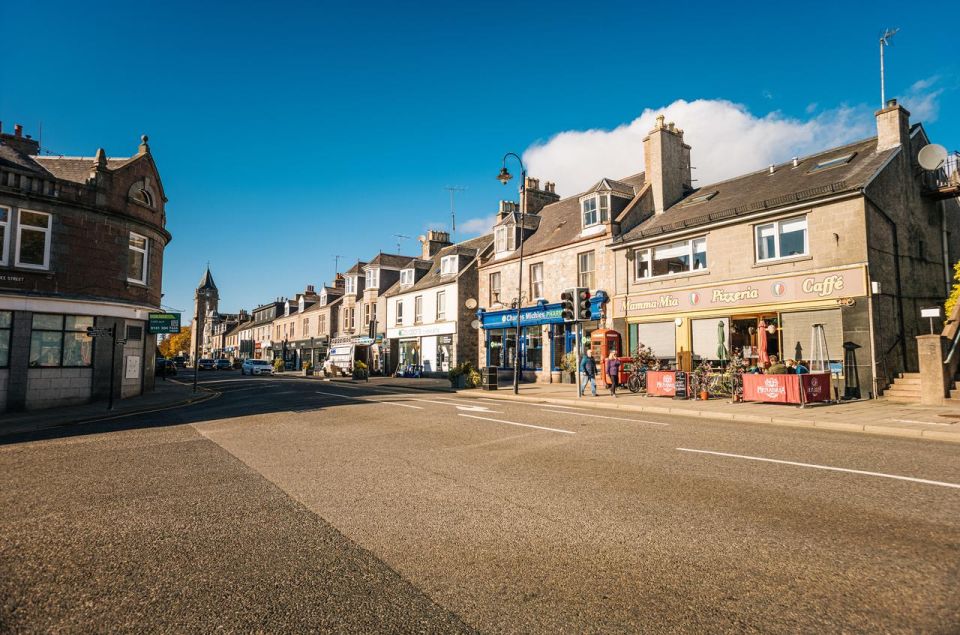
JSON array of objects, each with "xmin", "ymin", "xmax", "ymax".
[{"xmin": 148, "ymin": 312, "xmax": 182, "ymax": 334}]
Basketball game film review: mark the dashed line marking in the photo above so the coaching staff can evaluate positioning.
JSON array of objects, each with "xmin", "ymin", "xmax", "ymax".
[{"xmin": 458, "ymin": 414, "xmax": 576, "ymax": 435}]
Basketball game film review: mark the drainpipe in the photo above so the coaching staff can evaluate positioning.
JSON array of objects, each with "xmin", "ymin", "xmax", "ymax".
[
  {"xmin": 941, "ymin": 200, "xmax": 952, "ymax": 294},
  {"xmin": 862, "ymin": 191, "xmax": 908, "ymax": 370}
]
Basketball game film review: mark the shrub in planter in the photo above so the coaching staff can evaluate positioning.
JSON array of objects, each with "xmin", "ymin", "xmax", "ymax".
[
  {"xmin": 272, "ymin": 358, "xmax": 285, "ymax": 373},
  {"xmin": 302, "ymin": 361, "xmax": 313, "ymax": 376},
  {"xmin": 352, "ymin": 360, "xmax": 369, "ymax": 380},
  {"xmin": 561, "ymin": 352, "xmax": 577, "ymax": 383},
  {"xmin": 449, "ymin": 361, "xmax": 481, "ymax": 389}
]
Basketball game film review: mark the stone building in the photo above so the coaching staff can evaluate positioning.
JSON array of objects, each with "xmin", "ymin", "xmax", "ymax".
[
  {"xmin": 0, "ymin": 123, "xmax": 169, "ymax": 411},
  {"xmin": 384, "ymin": 232, "xmax": 490, "ymax": 376},
  {"xmin": 609, "ymin": 103, "xmax": 960, "ymax": 398},
  {"xmin": 191, "ymin": 266, "xmax": 218, "ymax": 361}
]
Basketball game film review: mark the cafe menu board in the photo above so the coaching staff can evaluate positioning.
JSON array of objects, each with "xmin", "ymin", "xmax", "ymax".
[{"xmin": 673, "ymin": 371, "xmax": 688, "ymax": 399}]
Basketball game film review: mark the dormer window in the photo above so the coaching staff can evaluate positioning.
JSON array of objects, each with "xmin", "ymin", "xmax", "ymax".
[
  {"xmin": 581, "ymin": 194, "xmax": 609, "ymax": 228},
  {"xmin": 345, "ymin": 276, "xmax": 356, "ymax": 294},
  {"xmin": 400, "ymin": 268, "xmax": 414, "ymax": 286},
  {"xmin": 365, "ymin": 268, "xmax": 379, "ymax": 288},
  {"xmin": 494, "ymin": 225, "xmax": 517, "ymax": 254},
  {"xmin": 319, "ymin": 291, "xmax": 327, "ymax": 305},
  {"xmin": 440, "ymin": 255, "xmax": 458, "ymax": 275}
]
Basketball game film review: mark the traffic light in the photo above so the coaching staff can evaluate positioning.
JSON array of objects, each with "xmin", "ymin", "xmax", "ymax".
[
  {"xmin": 560, "ymin": 289, "xmax": 576, "ymax": 322},
  {"xmin": 576, "ymin": 287, "xmax": 592, "ymax": 320}
]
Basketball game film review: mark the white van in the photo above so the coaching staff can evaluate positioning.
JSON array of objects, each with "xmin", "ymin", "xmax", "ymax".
[{"xmin": 323, "ymin": 343, "xmax": 369, "ymax": 377}]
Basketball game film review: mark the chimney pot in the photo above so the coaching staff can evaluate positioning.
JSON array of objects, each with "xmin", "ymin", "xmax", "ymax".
[
  {"xmin": 14, "ymin": 124, "xmax": 23, "ymax": 137},
  {"xmin": 792, "ymin": 157, "xmax": 799, "ymax": 168},
  {"xmin": 768, "ymin": 164, "xmax": 775, "ymax": 174}
]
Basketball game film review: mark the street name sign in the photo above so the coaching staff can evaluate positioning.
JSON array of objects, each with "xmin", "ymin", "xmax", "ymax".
[
  {"xmin": 86, "ymin": 327, "xmax": 112, "ymax": 338},
  {"xmin": 148, "ymin": 312, "xmax": 182, "ymax": 334}
]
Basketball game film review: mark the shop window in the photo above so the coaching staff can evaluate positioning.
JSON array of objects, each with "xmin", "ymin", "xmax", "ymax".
[
  {"xmin": 127, "ymin": 232, "xmax": 148, "ymax": 284},
  {"xmin": 635, "ymin": 321, "xmax": 676, "ymax": 361},
  {"xmin": 755, "ymin": 216, "xmax": 807, "ymax": 262},
  {"xmin": 578, "ymin": 251, "xmax": 595, "ymax": 289},
  {"xmin": 489, "ymin": 272, "xmax": 501, "ymax": 305},
  {"xmin": 551, "ymin": 326, "xmax": 566, "ymax": 370},
  {"xmin": 29, "ymin": 314, "xmax": 93, "ymax": 368},
  {"xmin": 525, "ymin": 326, "xmax": 543, "ymax": 369},
  {"xmin": 414, "ymin": 296, "xmax": 423, "ymax": 324},
  {"xmin": 530, "ymin": 263, "xmax": 544, "ymax": 299},
  {"xmin": 635, "ymin": 237, "xmax": 707, "ymax": 280},
  {"xmin": 0, "ymin": 311, "xmax": 11, "ymax": 367},
  {"xmin": 0, "ymin": 206, "xmax": 9, "ymax": 265},
  {"xmin": 16, "ymin": 209, "xmax": 52, "ymax": 270},
  {"xmin": 488, "ymin": 331, "xmax": 503, "ymax": 367},
  {"xmin": 436, "ymin": 291, "xmax": 446, "ymax": 321}
]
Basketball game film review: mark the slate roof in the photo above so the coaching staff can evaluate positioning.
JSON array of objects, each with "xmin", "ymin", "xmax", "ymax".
[
  {"xmin": 617, "ymin": 136, "xmax": 896, "ymax": 243},
  {"xmin": 491, "ymin": 172, "xmax": 646, "ymax": 263},
  {"xmin": 345, "ymin": 261, "xmax": 368, "ymax": 275},
  {"xmin": 31, "ymin": 155, "xmax": 137, "ymax": 184},
  {"xmin": 197, "ymin": 267, "xmax": 217, "ymax": 291},
  {"xmin": 0, "ymin": 144, "xmax": 47, "ymax": 174},
  {"xmin": 384, "ymin": 234, "xmax": 492, "ymax": 297},
  {"xmin": 366, "ymin": 252, "xmax": 417, "ymax": 269}
]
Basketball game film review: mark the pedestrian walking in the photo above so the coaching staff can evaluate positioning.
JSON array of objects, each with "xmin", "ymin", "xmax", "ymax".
[
  {"xmin": 605, "ymin": 351, "xmax": 622, "ymax": 398},
  {"xmin": 579, "ymin": 348, "xmax": 597, "ymax": 397}
]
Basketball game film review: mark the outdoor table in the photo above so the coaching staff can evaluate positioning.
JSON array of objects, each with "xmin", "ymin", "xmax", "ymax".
[
  {"xmin": 741, "ymin": 372, "xmax": 831, "ymax": 405},
  {"xmin": 646, "ymin": 370, "xmax": 690, "ymax": 398}
]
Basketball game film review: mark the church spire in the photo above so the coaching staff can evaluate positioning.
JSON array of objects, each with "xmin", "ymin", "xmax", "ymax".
[{"xmin": 197, "ymin": 265, "xmax": 217, "ymax": 292}]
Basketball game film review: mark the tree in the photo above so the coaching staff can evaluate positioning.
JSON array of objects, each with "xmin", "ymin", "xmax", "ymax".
[
  {"xmin": 159, "ymin": 326, "xmax": 191, "ymax": 358},
  {"xmin": 946, "ymin": 261, "xmax": 960, "ymax": 320}
]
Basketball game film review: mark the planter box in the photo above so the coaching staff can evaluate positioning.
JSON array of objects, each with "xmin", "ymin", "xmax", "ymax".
[{"xmin": 450, "ymin": 375, "xmax": 466, "ymax": 389}]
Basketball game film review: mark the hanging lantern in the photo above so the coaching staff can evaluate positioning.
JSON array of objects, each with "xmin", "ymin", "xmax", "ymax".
[{"xmin": 767, "ymin": 323, "xmax": 778, "ymax": 335}]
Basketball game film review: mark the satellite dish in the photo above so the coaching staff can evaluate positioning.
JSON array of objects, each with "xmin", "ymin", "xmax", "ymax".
[
  {"xmin": 918, "ymin": 144, "xmax": 948, "ymax": 171},
  {"xmin": 471, "ymin": 319, "xmax": 481, "ymax": 329},
  {"xmin": 464, "ymin": 298, "xmax": 478, "ymax": 310}
]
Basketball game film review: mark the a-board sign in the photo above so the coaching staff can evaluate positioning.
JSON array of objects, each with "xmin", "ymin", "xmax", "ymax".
[
  {"xmin": 148, "ymin": 313, "xmax": 181, "ymax": 334},
  {"xmin": 673, "ymin": 370, "xmax": 688, "ymax": 399}
]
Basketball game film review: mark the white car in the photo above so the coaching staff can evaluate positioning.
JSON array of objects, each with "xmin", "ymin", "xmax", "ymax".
[{"xmin": 241, "ymin": 359, "xmax": 274, "ymax": 376}]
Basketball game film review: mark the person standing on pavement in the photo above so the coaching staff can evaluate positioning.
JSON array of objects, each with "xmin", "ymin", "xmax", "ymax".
[
  {"xmin": 579, "ymin": 347, "xmax": 597, "ymax": 397},
  {"xmin": 605, "ymin": 351, "xmax": 622, "ymax": 398}
]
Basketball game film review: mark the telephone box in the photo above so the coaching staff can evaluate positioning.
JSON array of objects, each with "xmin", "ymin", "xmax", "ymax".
[{"xmin": 590, "ymin": 328, "xmax": 624, "ymax": 386}]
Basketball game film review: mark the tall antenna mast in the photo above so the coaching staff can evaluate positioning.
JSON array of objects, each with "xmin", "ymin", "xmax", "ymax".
[
  {"xmin": 879, "ymin": 27, "xmax": 899, "ymax": 107},
  {"xmin": 333, "ymin": 254, "xmax": 342, "ymax": 276},
  {"xmin": 393, "ymin": 233, "xmax": 411, "ymax": 254},
  {"xmin": 444, "ymin": 185, "xmax": 467, "ymax": 241}
]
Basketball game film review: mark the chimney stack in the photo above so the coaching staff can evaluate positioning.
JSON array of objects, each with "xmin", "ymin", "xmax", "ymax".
[
  {"xmin": 334, "ymin": 273, "xmax": 345, "ymax": 289},
  {"xmin": 421, "ymin": 229, "xmax": 452, "ymax": 259},
  {"xmin": 14, "ymin": 124, "xmax": 22, "ymax": 137},
  {"xmin": 643, "ymin": 114, "xmax": 692, "ymax": 215},
  {"xmin": 497, "ymin": 200, "xmax": 518, "ymax": 222},
  {"xmin": 0, "ymin": 123, "xmax": 41, "ymax": 156},
  {"xmin": 522, "ymin": 176, "xmax": 560, "ymax": 214},
  {"xmin": 875, "ymin": 99, "xmax": 911, "ymax": 152}
]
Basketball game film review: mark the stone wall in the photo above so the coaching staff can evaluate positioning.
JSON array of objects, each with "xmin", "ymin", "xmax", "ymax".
[{"xmin": 25, "ymin": 368, "xmax": 93, "ymax": 409}]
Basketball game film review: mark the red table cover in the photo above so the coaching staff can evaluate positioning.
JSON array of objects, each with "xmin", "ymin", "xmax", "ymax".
[
  {"xmin": 646, "ymin": 371, "xmax": 689, "ymax": 397},
  {"xmin": 742, "ymin": 372, "xmax": 831, "ymax": 404}
]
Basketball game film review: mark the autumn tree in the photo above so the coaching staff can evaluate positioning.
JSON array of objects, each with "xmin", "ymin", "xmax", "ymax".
[
  {"xmin": 946, "ymin": 261, "xmax": 960, "ymax": 321},
  {"xmin": 159, "ymin": 326, "xmax": 191, "ymax": 358}
]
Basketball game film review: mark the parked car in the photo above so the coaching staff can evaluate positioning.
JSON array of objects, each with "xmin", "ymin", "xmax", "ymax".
[
  {"xmin": 215, "ymin": 358, "xmax": 232, "ymax": 370},
  {"xmin": 155, "ymin": 358, "xmax": 177, "ymax": 376},
  {"xmin": 197, "ymin": 358, "xmax": 216, "ymax": 370},
  {"xmin": 173, "ymin": 356, "xmax": 187, "ymax": 368},
  {"xmin": 241, "ymin": 359, "xmax": 274, "ymax": 376}
]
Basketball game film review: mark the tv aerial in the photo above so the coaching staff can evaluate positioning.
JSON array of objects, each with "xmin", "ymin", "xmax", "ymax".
[
  {"xmin": 879, "ymin": 27, "xmax": 899, "ymax": 106},
  {"xmin": 918, "ymin": 144, "xmax": 948, "ymax": 171}
]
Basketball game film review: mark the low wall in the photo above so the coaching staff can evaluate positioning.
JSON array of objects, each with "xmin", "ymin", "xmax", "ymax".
[{"xmin": 25, "ymin": 368, "xmax": 93, "ymax": 410}]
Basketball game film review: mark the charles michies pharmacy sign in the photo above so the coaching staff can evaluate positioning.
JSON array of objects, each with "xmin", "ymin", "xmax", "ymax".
[{"xmin": 621, "ymin": 265, "xmax": 868, "ymax": 316}]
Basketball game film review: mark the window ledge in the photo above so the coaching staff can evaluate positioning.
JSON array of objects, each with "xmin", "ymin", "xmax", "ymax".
[
  {"xmin": 752, "ymin": 254, "xmax": 813, "ymax": 268},
  {"xmin": 633, "ymin": 268, "xmax": 712, "ymax": 285}
]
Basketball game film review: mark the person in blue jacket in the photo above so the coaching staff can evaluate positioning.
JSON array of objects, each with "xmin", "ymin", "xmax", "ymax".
[{"xmin": 579, "ymin": 347, "xmax": 597, "ymax": 397}]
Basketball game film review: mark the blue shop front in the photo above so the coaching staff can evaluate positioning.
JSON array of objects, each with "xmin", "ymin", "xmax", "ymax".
[{"xmin": 477, "ymin": 292, "xmax": 608, "ymax": 382}]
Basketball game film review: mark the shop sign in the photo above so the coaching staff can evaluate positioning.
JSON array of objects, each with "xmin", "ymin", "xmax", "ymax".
[
  {"xmin": 481, "ymin": 305, "xmax": 564, "ymax": 328},
  {"xmin": 148, "ymin": 312, "xmax": 181, "ymax": 334},
  {"xmin": 622, "ymin": 266, "xmax": 867, "ymax": 317},
  {"xmin": 387, "ymin": 322, "xmax": 456, "ymax": 338},
  {"xmin": 355, "ymin": 336, "xmax": 375, "ymax": 345}
]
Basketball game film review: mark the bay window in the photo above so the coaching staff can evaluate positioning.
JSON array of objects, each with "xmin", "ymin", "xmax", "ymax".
[
  {"xmin": 344, "ymin": 276, "xmax": 356, "ymax": 294},
  {"xmin": 16, "ymin": 209, "xmax": 51, "ymax": 269},
  {"xmin": 127, "ymin": 232, "xmax": 148, "ymax": 284},
  {"xmin": 755, "ymin": 216, "xmax": 808, "ymax": 262},
  {"xmin": 634, "ymin": 237, "xmax": 708, "ymax": 280},
  {"xmin": 365, "ymin": 268, "xmax": 379, "ymax": 288},
  {"xmin": 581, "ymin": 195, "xmax": 610, "ymax": 228}
]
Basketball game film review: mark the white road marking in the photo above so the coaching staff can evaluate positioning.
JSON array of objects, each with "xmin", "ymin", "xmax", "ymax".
[
  {"xmin": 458, "ymin": 414, "xmax": 576, "ymax": 435},
  {"xmin": 223, "ymin": 386, "xmax": 264, "ymax": 393},
  {"xmin": 677, "ymin": 448, "xmax": 960, "ymax": 490},
  {"xmin": 537, "ymin": 403, "xmax": 585, "ymax": 411},
  {"xmin": 892, "ymin": 418, "xmax": 953, "ymax": 426},
  {"xmin": 314, "ymin": 390, "xmax": 424, "ymax": 409},
  {"xmin": 542, "ymin": 409, "xmax": 669, "ymax": 426},
  {"xmin": 455, "ymin": 404, "xmax": 499, "ymax": 413}
]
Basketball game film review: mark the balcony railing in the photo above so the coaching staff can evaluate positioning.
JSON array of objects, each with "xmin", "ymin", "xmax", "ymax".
[{"xmin": 922, "ymin": 151, "xmax": 960, "ymax": 199}]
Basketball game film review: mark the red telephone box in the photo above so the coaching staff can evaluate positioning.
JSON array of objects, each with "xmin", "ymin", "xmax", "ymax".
[{"xmin": 590, "ymin": 328, "xmax": 623, "ymax": 386}]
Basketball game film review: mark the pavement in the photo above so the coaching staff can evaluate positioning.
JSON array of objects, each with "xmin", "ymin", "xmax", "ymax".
[
  {"xmin": 274, "ymin": 373, "xmax": 960, "ymax": 444},
  {"xmin": 1, "ymin": 372, "xmax": 958, "ymax": 632}
]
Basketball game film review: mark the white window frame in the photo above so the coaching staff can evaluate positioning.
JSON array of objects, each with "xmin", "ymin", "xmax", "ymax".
[
  {"xmin": 127, "ymin": 231, "xmax": 149, "ymax": 284},
  {"xmin": 489, "ymin": 272, "xmax": 501, "ymax": 305},
  {"xmin": 0, "ymin": 206, "xmax": 9, "ymax": 265},
  {"xmin": 345, "ymin": 276, "xmax": 356, "ymax": 294},
  {"xmin": 634, "ymin": 236, "xmax": 708, "ymax": 281},
  {"xmin": 530, "ymin": 263, "xmax": 544, "ymax": 299},
  {"xmin": 581, "ymin": 194, "xmax": 609, "ymax": 228},
  {"xmin": 436, "ymin": 290, "xmax": 446, "ymax": 321},
  {"xmin": 396, "ymin": 301, "xmax": 404, "ymax": 326},
  {"xmin": 15, "ymin": 209, "xmax": 52, "ymax": 270},
  {"xmin": 440, "ymin": 255, "xmax": 458, "ymax": 275},
  {"xmin": 494, "ymin": 226, "xmax": 508, "ymax": 253},
  {"xmin": 400, "ymin": 269, "xmax": 414, "ymax": 286},
  {"xmin": 577, "ymin": 251, "xmax": 595, "ymax": 289},
  {"xmin": 365, "ymin": 268, "xmax": 379, "ymax": 288},
  {"xmin": 755, "ymin": 216, "xmax": 808, "ymax": 262},
  {"xmin": 414, "ymin": 296, "xmax": 423, "ymax": 324}
]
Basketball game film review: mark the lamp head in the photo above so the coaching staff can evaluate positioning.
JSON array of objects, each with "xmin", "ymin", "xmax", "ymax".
[{"xmin": 497, "ymin": 167, "xmax": 513, "ymax": 185}]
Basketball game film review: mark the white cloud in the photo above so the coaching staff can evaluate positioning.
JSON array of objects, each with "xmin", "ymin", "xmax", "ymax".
[
  {"xmin": 522, "ymin": 98, "xmax": 887, "ymax": 196},
  {"xmin": 898, "ymin": 76, "xmax": 943, "ymax": 123},
  {"xmin": 458, "ymin": 215, "xmax": 496, "ymax": 237}
]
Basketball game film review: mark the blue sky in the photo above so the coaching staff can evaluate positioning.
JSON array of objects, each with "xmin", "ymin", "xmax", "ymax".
[{"xmin": 3, "ymin": 0, "xmax": 958, "ymax": 316}]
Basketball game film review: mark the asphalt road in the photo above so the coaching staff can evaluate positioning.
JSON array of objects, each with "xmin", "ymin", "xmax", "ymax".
[{"xmin": 1, "ymin": 371, "xmax": 958, "ymax": 633}]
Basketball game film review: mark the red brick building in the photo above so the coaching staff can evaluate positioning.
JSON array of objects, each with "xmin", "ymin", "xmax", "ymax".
[{"xmin": 0, "ymin": 123, "xmax": 170, "ymax": 412}]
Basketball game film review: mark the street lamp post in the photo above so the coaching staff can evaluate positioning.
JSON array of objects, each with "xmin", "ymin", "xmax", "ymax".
[
  {"xmin": 193, "ymin": 289, "xmax": 206, "ymax": 393},
  {"xmin": 497, "ymin": 153, "xmax": 526, "ymax": 395}
]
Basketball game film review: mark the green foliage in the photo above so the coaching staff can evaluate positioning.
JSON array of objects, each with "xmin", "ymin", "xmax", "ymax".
[
  {"xmin": 561, "ymin": 352, "xmax": 578, "ymax": 373},
  {"xmin": 946, "ymin": 261, "xmax": 960, "ymax": 319},
  {"xmin": 631, "ymin": 342, "xmax": 660, "ymax": 369},
  {"xmin": 272, "ymin": 358, "xmax": 285, "ymax": 372},
  {"xmin": 302, "ymin": 361, "xmax": 312, "ymax": 371},
  {"xmin": 449, "ymin": 361, "xmax": 481, "ymax": 388},
  {"xmin": 352, "ymin": 360, "xmax": 368, "ymax": 379}
]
